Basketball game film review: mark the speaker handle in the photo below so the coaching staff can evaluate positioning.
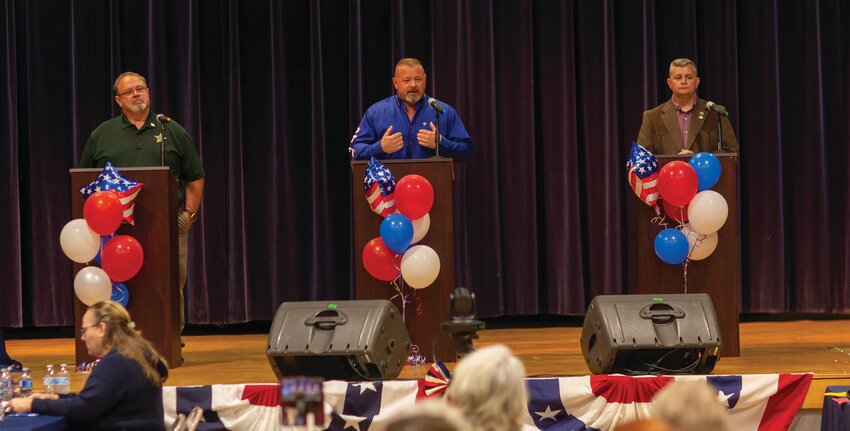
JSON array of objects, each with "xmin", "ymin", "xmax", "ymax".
[
  {"xmin": 639, "ymin": 304, "xmax": 685, "ymax": 323},
  {"xmin": 305, "ymin": 310, "xmax": 349, "ymax": 330}
]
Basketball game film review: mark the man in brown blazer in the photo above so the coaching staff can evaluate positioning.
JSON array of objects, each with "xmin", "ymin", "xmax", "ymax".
[{"xmin": 637, "ymin": 58, "xmax": 739, "ymax": 155}]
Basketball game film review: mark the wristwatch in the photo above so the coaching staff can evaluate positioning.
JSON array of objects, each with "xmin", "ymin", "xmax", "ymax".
[{"xmin": 184, "ymin": 209, "xmax": 199, "ymax": 222}]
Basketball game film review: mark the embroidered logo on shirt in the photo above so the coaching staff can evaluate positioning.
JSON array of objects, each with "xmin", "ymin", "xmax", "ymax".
[{"xmin": 697, "ymin": 111, "xmax": 705, "ymax": 120}]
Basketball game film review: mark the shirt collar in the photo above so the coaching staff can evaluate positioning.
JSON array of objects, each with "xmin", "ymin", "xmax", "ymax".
[
  {"xmin": 671, "ymin": 97, "xmax": 696, "ymax": 114},
  {"xmin": 120, "ymin": 111, "xmax": 157, "ymax": 130},
  {"xmin": 396, "ymin": 94, "xmax": 428, "ymax": 111}
]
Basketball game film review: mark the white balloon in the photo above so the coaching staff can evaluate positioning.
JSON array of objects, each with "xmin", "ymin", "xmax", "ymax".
[
  {"xmin": 410, "ymin": 213, "xmax": 431, "ymax": 244},
  {"xmin": 687, "ymin": 190, "xmax": 728, "ymax": 234},
  {"xmin": 74, "ymin": 266, "xmax": 112, "ymax": 306},
  {"xmin": 60, "ymin": 219, "xmax": 102, "ymax": 263},
  {"xmin": 681, "ymin": 224, "xmax": 718, "ymax": 261},
  {"xmin": 400, "ymin": 245, "xmax": 441, "ymax": 289}
]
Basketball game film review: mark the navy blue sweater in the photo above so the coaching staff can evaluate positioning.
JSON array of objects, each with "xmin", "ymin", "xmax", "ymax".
[{"xmin": 32, "ymin": 348, "xmax": 167, "ymax": 430}]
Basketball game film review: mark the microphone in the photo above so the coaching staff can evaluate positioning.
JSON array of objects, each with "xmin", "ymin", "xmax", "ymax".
[
  {"xmin": 705, "ymin": 101, "xmax": 729, "ymax": 117},
  {"xmin": 428, "ymin": 98, "xmax": 445, "ymax": 114},
  {"xmin": 156, "ymin": 113, "xmax": 172, "ymax": 123}
]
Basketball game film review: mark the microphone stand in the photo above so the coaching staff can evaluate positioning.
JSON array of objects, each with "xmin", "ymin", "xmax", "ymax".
[
  {"xmin": 432, "ymin": 108, "xmax": 443, "ymax": 158},
  {"xmin": 716, "ymin": 113, "xmax": 723, "ymax": 152},
  {"xmin": 159, "ymin": 120, "xmax": 167, "ymax": 166}
]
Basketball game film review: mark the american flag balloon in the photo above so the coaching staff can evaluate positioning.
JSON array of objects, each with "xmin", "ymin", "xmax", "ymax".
[
  {"xmin": 626, "ymin": 142, "xmax": 660, "ymax": 208},
  {"xmin": 80, "ymin": 162, "xmax": 144, "ymax": 225},
  {"xmin": 364, "ymin": 157, "xmax": 396, "ymax": 217}
]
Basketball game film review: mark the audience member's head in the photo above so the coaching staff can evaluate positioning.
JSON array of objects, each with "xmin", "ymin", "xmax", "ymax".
[
  {"xmin": 446, "ymin": 344, "xmax": 529, "ymax": 431},
  {"xmin": 381, "ymin": 399, "xmax": 470, "ymax": 431},
  {"xmin": 652, "ymin": 380, "xmax": 732, "ymax": 431},
  {"xmin": 83, "ymin": 300, "xmax": 166, "ymax": 384},
  {"xmin": 614, "ymin": 419, "xmax": 678, "ymax": 431}
]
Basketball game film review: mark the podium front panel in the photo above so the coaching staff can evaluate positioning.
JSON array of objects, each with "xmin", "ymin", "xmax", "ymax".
[
  {"xmin": 628, "ymin": 154, "xmax": 740, "ymax": 357},
  {"xmin": 70, "ymin": 167, "xmax": 181, "ymax": 367},
  {"xmin": 351, "ymin": 159, "xmax": 455, "ymax": 362}
]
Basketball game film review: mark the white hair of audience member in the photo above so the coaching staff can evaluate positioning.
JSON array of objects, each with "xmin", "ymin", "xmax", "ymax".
[
  {"xmin": 379, "ymin": 399, "xmax": 470, "ymax": 431},
  {"xmin": 652, "ymin": 379, "xmax": 733, "ymax": 431},
  {"xmin": 446, "ymin": 344, "xmax": 531, "ymax": 431}
]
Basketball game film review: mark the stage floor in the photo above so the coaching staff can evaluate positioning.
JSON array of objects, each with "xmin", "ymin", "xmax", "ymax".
[{"xmin": 6, "ymin": 319, "xmax": 849, "ymax": 409}]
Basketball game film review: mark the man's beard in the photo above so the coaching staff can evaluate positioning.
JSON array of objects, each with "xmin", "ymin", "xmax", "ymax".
[
  {"xmin": 403, "ymin": 92, "xmax": 422, "ymax": 105},
  {"xmin": 127, "ymin": 101, "xmax": 148, "ymax": 113}
]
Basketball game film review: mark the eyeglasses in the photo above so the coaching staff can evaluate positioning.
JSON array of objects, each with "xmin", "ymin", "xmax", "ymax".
[
  {"xmin": 80, "ymin": 323, "xmax": 99, "ymax": 336},
  {"xmin": 397, "ymin": 77, "xmax": 425, "ymax": 85},
  {"xmin": 116, "ymin": 86, "xmax": 149, "ymax": 97}
]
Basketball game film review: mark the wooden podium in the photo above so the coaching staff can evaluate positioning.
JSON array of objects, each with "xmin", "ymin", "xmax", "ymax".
[
  {"xmin": 628, "ymin": 153, "xmax": 741, "ymax": 357},
  {"xmin": 70, "ymin": 167, "xmax": 182, "ymax": 367},
  {"xmin": 351, "ymin": 159, "xmax": 455, "ymax": 362}
]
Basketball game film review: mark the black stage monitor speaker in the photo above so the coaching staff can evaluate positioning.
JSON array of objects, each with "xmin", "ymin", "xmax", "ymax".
[
  {"xmin": 580, "ymin": 293, "xmax": 721, "ymax": 375},
  {"xmin": 267, "ymin": 300, "xmax": 411, "ymax": 380}
]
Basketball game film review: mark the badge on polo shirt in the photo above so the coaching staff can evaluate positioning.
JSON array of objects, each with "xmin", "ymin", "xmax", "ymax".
[{"xmin": 155, "ymin": 133, "xmax": 164, "ymax": 143}]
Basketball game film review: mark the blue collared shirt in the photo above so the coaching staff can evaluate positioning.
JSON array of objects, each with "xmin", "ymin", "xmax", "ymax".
[{"xmin": 349, "ymin": 94, "xmax": 473, "ymax": 160}]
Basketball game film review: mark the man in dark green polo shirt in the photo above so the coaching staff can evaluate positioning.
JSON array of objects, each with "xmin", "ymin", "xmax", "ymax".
[{"xmin": 79, "ymin": 71, "xmax": 205, "ymax": 333}]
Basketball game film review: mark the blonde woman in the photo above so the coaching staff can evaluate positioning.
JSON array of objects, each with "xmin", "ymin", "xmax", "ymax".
[
  {"xmin": 652, "ymin": 380, "xmax": 733, "ymax": 431},
  {"xmin": 446, "ymin": 344, "xmax": 536, "ymax": 431},
  {"xmin": 8, "ymin": 301, "xmax": 168, "ymax": 430}
]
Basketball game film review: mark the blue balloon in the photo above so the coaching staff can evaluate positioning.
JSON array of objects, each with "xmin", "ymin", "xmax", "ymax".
[
  {"xmin": 380, "ymin": 214, "xmax": 414, "ymax": 254},
  {"xmin": 93, "ymin": 234, "xmax": 115, "ymax": 265},
  {"xmin": 111, "ymin": 282, "xmax": 130, "ymax": 307},
  {"xmin": 654, "ymin": 228, "xmax": 689, "ymax": 264},
  {"xmin": 689, "ymin": 152, "xmax": 721, "ymax": 191}
]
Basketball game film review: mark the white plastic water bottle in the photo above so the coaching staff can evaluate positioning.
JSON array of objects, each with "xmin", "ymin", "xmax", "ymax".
[
  {"xmin": 0, "ymin": 368, "xmax": 13, "ymax": 401},
  {"xmin": 55, "ymin": 364, "xmax": 71, "ymax": 395},
  {"xmin": 19, "ymin": 367, "xmax": 32, "ymax": 397},
  {"xmin": 44, "ymin": 364, "xmax": 55, "ymax": 394}
]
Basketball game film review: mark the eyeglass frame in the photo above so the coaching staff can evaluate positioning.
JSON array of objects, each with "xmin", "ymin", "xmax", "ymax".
[
  {"xmin": 116, "ymin": 86, "xmax": 149, "ymax": 97},
  {"xmin": 79, "ymin": 323, "xmax": 101, "ymax": 336}
]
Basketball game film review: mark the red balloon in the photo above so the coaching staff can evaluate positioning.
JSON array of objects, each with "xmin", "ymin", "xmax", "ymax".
[
  {"xmin": 362, "ymin": 237, "xmax": 401, "ymax": 282},
  {"xmin": 657, "ymin": 161, "xmax": 698, "ymax": 207},
  {"xmin": 662, "ymin": 199, "xmax": 689, "ymax": 223},
  {"xmin": 83, "ymin": 191, "xmax": 123, "ymax": 235},
  {"xmin": 101, "ymin": 235, "xmax": 144, "ymax": 282},
  {"xmin": 395, "ymin": 175, "xmax": 434, "ymax": 220}
]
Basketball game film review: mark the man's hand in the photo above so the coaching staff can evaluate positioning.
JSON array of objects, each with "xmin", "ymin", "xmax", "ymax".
[
  {"xmin": 380, "ymin": 125, "xmax": 404, "ymax": 154},
  {"xmin": 416, "ymin": 122, "xmax": 438, "ymax": 150},
  {"xmin": 677, "ymin": 149, "xmax": 695, "ymax": 156}
]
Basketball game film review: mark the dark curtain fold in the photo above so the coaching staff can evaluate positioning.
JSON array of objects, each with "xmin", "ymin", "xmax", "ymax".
[{"xmin": 2, "ymin": 0, "xmax": 850, "ymax": 327}]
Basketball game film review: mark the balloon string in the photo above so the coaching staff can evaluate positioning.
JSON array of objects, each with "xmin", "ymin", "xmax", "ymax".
[
  {"xmin": 684, "ymin": 231, "xmax": 706, "ymax": 259},
  {"xmin": 389, "ymin": 254, "xmax": 409, "ymax": 322},
  {"xmin": 413, "ymin": 289, "xmax": 424, "ymax": 316},
  {"xmin": 682, "ymin": 259, "xmax": 689, "ymax": 293},
  {"xmin": 651, "ymin": 213, "xmax": 669, "ymax": 228}
]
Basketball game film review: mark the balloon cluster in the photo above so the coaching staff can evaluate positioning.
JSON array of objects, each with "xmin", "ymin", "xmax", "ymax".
[
  {"xmin": 61, "ymin": 165, "xmax": 145, "ymax": 307},
  {"xmin": 652, "ymin": 152, "xmax": 727, "ymax": 264},
  {"xmin": 361, "ymin": 159, "xmax": 441, "ymax": 296}
]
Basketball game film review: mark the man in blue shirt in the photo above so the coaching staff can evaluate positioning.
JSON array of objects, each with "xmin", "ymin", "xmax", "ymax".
[{"xmin": 349, "ymin": 58, "xmax": 473, "ymax": 160}]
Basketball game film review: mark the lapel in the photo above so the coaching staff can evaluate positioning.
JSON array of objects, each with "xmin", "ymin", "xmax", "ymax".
[
  {"xmin": 687, "ymin": 98, "xmax": 707, "ymax": 149},
  {"xmin": 660, "ymin": 101, "xmax": 684, "ymax": 150}
]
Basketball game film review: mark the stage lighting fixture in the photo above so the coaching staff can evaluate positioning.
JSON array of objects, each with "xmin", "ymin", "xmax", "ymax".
[{"xmin": 441, "ymin": 287, "xmax": 485, "ymax": 359}]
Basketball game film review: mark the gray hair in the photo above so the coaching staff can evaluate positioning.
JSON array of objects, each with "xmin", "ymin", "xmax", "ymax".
[
  {"xmin": 446, "ymin": 344, "xmax": 529, "ymax": 431},
  {"xmin": 113, "ymin": 72, "xmax": 148, "ymax": 94},
  {"xmin": 669, "ymin": 58, "xmax": 698, "ymax": 77},
  {"xmin": 382, "ymin": 399, "xmax": 470, "ymax": 431},
  {"xmin": 652, "ymin": 380, "xmax": 733, "ymax": 431},
  {"xmin": 394, "ymin": 58, "xmax": 425, "ymax": 75}
]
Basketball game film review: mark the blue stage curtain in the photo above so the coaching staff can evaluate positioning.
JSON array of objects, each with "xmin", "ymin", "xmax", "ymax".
[{"xmin": 1, "ymin": 0, "xmax": 849, "ymax": 326}]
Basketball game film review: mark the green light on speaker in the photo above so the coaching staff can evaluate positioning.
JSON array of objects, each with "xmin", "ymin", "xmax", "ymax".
[
  {"xmin": 652, "ymin": 297, "xmax": 664, "ymax": 302},
  {"xmin": 327, "ymin": 303, "xmax": 338, "ymax": 309}
]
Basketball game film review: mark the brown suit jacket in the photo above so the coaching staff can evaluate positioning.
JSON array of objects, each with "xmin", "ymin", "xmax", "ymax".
[{"xmin": 636, "ymin": 98, "xmax": 739, "ymax": 155}]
